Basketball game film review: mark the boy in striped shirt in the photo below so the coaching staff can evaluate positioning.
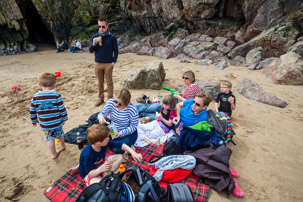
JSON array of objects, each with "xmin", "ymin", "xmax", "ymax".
[{"xmin": 30, "ymin": 72, "xmax": 68, "ymax": 159}]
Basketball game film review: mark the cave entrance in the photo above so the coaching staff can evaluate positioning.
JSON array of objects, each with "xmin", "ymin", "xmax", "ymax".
[{"xmin": 23, "ymin": 2, "xmax": 55, "ymax": 45}]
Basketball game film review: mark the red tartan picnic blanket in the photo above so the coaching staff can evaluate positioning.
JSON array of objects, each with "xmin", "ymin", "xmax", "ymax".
[{"xmin": 44, "ymin": 143, "xmax": 210, "ymax": 202}]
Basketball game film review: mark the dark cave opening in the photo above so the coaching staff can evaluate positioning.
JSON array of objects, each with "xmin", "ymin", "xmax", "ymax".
[{"xmin": 23, "ymin": 3, "xmax": 55, "ymax": 45}]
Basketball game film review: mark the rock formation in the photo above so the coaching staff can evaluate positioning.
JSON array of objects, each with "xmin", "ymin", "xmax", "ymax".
[
  {"xmin": 262, "ymin": 52, "xmax": 303, "ymax": 85},
  {"xmin": 126, "ymin": 61, "xmax": 166, "ymax": 90},
  {"xmin": 0, "ymin": 0, "xmax": 302, "ymax": 89},
  {"xmin": 237, "ymin": 78, "xmax": 287, "ymax": 108}
]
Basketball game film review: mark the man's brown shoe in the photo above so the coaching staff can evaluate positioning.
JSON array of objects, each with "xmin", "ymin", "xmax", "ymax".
[{"xmin": 95, "ymin": 99, "xmax": 104, "ymax": 107}]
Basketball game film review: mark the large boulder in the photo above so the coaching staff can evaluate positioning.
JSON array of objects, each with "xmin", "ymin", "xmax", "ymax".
[
  {"xmin": 255, "ymin": 57, "xmax": 278, "ymax": 70},
  {"xmin": 154, "ymin": 47, "xmax": 173, "ymax": 59},
  {"xmin": 262, "ymin": 52, "xmax": 303, "ymax": 85},
  {"xmin": 237, "ymin": 78, "xmax": 287, "ymax": 108},
  {"xmin": 246, "ymin": 46, "xmax": 264, "ymax": 67},
  {"xmin": 288, "ymin": 41, "xmax": 303, "ymax": 57},
  {"xmin": 126, "ymin": 61, "xmax": 166, "ymax": 90}
]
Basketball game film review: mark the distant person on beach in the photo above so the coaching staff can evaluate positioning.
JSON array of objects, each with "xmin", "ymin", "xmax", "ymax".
[
  {"xmin": 30, "ymin": 72, "xmax": 68, "ymax": 159},
  {"xmin": 69, "ymin": 40, "xmax": 82, "ymax": 53},
  {"xmin": 56, "ymin": 40, "xmax": 60, "ymax": 49},
  {"xmin": 173, "ymin": 70, "xmax": 202, "ymax": 102},
  {"xmin": 89, "ymin": 17, "xmax": 118, "ymax": 107},
  {"xmin": 215, "ymin": 80, "xmax": 236, "ymax": 117},
  {"xmin": 57, "ymin": 40, "xmax": 69, "ymax": 53}
]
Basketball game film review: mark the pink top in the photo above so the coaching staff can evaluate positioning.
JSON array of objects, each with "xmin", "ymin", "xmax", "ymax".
[{"xmin": 182, "ymin": 83, "xmax": 202, "ymax": 100}]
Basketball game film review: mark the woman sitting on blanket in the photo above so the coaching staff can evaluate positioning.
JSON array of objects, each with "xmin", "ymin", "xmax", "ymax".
[
  {"xmin": 173, "ymin": 70, "xmax": 202, "ymax": 102},
  {"xmin": 98, "ymin": 89, "xmax": 139, "ymax": 154},
  {"xmin": 135, "ymin": 95, "xmax": 176, "ymax": 147},
  {"xmin": 172, "ymin": 92, "xmax": 244, "ymax": 197}
]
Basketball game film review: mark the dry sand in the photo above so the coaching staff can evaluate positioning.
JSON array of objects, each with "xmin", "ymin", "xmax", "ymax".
[{"xmin": 0, "ymin": 46, "xmax": 303, "ymax": 202}]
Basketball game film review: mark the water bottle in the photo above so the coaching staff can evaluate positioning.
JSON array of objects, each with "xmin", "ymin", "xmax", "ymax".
[{"xmin": 76, "ymin": 132, "xmax": 83, "ymax": 149}]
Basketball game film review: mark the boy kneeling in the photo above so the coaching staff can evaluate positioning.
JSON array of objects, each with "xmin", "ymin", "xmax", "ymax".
[{"xmin": 79, "ymin": 124, "xmax": 142, "ymax": 186}]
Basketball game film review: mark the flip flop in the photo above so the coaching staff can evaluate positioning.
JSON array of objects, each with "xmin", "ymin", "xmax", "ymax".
[
  {"xmin": 233, "ymin": 182, "xmax": 244, "ymax": 197},
  {"xmin": 229, "ymin": 168, "xmax": 239, "ymax": 178},
  {"xmin": 136, "ymin": 95, "xmax": 149, "ymax": 103}
]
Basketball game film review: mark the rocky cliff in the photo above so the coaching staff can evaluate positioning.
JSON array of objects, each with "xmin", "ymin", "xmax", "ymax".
[{"xmin": 0, "ymin": 0, "xmax": 302, "ymax": 57}]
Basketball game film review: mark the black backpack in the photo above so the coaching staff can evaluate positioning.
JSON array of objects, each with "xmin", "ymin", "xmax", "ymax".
[
  {"xmin": 120, "ymin": 167, "xmax": 162, "ymax": 202},
  {"xmin": 163, "ymin": 140, "xmax": 179, "ymax": 156},
  {"xmin": 76, "ymin": 172, "xmax": 134, "ymax": 202},
  {"xmin": 207, "ymin": 109, "xmax": 236, "ymax": 145},
  {"xmin": 167, "ymin": 183, "xmax": 194, "ymax": 202}
]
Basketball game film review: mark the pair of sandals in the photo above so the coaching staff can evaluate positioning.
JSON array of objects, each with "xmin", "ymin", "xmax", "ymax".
[
  {"xmin": 136, "ymin": 95, "xmax": 152, "ymax": 104},
  {"xmin": 229, "ymin": 168, "xmax": 244, "ymax": 197}
]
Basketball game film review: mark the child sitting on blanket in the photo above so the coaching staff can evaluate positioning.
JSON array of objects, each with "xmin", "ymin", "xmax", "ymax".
[
  {"xmin": 135, "ymin": 95, "xmax": 177, "ymax": 147},
  {"xmin": 155, "ymin": 95, "xmax": 177, "ymax": 133},
  {"xmin": 72, "ymin": 124, "xmax": 142, "ymax": 186}
]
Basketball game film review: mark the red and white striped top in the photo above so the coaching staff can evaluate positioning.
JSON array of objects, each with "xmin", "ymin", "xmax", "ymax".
[{"xmin": 182, "ymin": 83, "xmax": 202, "ymax": 100}]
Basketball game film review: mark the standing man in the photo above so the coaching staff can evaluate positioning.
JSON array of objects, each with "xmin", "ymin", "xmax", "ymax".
[{"xmin": 89, "ymin": 18, "xmax": 118, "ymax": 107}]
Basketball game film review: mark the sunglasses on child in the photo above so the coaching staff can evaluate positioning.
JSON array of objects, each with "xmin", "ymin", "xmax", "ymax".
[
  {"xmin": 114, "ymin": 100, "xmax": 122, "ymax": 107},
  {"xmin": 182, "ymin": 76, "xmax": 189, "ymax": 80},
  {"xmin": 193, "ymin": 100, "xmax": 202, "ymax": 107},
  {"xmin": 98, "ymin": 25, "xmax": 106, "ymax": 28}
]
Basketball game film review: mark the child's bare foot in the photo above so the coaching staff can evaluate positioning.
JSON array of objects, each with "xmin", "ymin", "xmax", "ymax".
[
  {"xmin": 60, "ymin": 146, "xmax": 66, "ymax": 151},
  {"xmin": 69, "ymin": 165, "xmax": 79, "ymax": 175},
  {"xmin": 52, "ymin": 150, "xmax": 62, "ymax": 159}
]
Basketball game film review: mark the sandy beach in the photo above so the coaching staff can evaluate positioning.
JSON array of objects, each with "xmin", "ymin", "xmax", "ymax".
[{"xmin": 0, "ymin": 46, "xmax": 303, "ymax": 202}]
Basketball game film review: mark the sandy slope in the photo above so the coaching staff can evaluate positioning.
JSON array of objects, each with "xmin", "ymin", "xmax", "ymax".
[{"xmin": 0, "ymin": 47, "xmax": 302, "ymax": 202}]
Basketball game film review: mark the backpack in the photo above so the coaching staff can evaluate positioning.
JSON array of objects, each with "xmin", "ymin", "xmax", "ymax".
[
  {"xmin": 120, "ymin": 167, "xmax": 162, "ymax": 202},
  {"xmin": 167, "ymin": 183, "xmax": 194, "ymax": 202},
  {"xmin": 76, "ymin": 172, "xmax": 135, "ymax": 202},
  {"xmin": 207, "ymin": 109, "xmax": 236, "ymax": 145},
  {"xmin": 163, "ymin": 140, "xmax": 179, "ymax": 156}
]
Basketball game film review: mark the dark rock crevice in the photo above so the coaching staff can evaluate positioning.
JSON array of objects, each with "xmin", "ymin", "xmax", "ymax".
[{"xmin": 21, "ymin": 1, "xmax": 54, "ymax": 44}]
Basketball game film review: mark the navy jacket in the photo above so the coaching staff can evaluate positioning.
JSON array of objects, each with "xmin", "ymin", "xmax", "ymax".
[
  {"xmin": 89, "ymin": 33, "xmax": 118, "ymax": 63},
  {"xmin": 178, "ymin": 127, "xmax": 223, "ymax": 154}
]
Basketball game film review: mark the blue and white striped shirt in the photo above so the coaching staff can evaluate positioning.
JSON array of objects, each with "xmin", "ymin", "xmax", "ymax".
[
  {"xmin": 99, "ymin": 98, "xmax": 139, "ymax": 137},
  {"xmin": 30, "ymin": 90, "xmax": 68, "ymax": 131}
]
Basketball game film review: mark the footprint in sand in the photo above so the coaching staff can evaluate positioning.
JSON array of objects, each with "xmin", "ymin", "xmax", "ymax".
[
  {"xmin": 4, "ymin": 177, "xmax": 33, "ymax": 201},
  {"xmin": 225, "ymin": 73, "xmax": 236, "ymax": 79}
]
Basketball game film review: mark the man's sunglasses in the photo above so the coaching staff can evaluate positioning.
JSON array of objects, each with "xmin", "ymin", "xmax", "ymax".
[
  {"xmin": 98, "ymin": 25, "xmax": 106, "ymax": 29},
  {"xmin": 182, "ymin": 76, "xmax": 189, "ymax": 80},
  {"xmin": 114, "ymin": 100, "xmax": 122, "ymax": 106},
  {"xmin": 193, "ymin": 100, "xmax": 201, "ymax": 107}
]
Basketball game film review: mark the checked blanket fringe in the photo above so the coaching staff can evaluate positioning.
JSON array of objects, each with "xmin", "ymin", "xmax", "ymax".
[{"xmin": 44, "ymin": 143, "xmax": 210, "ymax": 202}]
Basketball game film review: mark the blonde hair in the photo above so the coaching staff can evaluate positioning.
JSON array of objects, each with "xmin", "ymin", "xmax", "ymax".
[
  {"xmin": 195, "ymin": 92, "xmax": 211, "ymax": 106},
  {"xmin": 184, "ymin": 70, "xmax": 195, "ymax": 83},
  {"xmin": 162, "ymin": 95, "xmax": 177, "ymax": 110},
  {"xmin": 118, "ymin": 89, "xmax": 131, "ymax": 107},
  {"xmin": 221, "ymin": 80, "xmax": 232, "ymax": 88},
  {"xmin": 87, "ymin": 124, "xmax": 110, "ymax": 144},
  {"xmin": 38, "ymin": 72, "xmax": 56, "ymax": 87}
]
